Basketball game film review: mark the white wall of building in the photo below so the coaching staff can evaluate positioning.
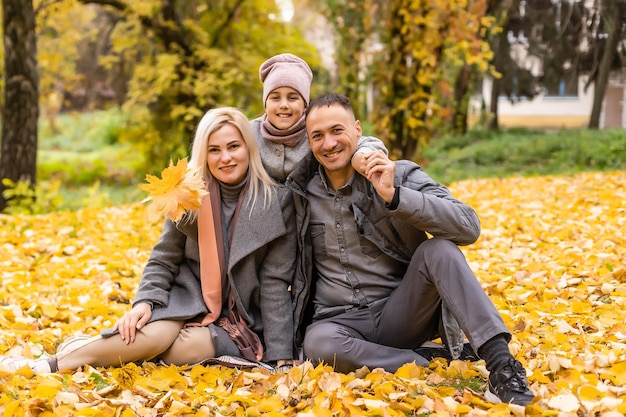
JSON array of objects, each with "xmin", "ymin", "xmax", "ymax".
[
  {"xmin": 473, "ymin": 74, "xmax": 626, "ymax": 129},
  {"xmin": 484, "ymin": 76, "xmax": 592, "ymax": 128}
]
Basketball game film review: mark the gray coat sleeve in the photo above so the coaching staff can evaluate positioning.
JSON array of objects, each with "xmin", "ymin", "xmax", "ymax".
[
  {"xmin": 355, "ymin": 135, "xmax": 389, "ymax": 156},
  {"xmin": 391, "ymin": 162, "xmax": 481, "ymax": 245},
  {"xmin": 259, "ymin": 188, "xmax": 298, "ymax": 361},
  {"xmin": 132, "ymin": 219, "xmax": 187, "ymax": 308}
]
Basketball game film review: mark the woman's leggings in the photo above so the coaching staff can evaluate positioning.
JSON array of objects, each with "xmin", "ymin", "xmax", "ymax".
[{"xmin": 56, "ymin": 320, "xmax": 216, "ymax": 370}]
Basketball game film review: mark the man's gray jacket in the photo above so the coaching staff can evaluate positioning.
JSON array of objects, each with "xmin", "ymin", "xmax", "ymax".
[{"xmin": 286, "ymin": 153, "xmax": 481, "ymax": 358}]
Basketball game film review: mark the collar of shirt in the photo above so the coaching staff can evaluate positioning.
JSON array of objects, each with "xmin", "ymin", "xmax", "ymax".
[{"xmin": 316, "ymin": 164, "xmax": 356, "ymax": 195}]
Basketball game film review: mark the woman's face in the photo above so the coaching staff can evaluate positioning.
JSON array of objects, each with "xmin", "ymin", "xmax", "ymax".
[
  {"xmin": 206, "ymin": 124, "xmax": 249, "ymax": 185},
  {"xmin": 265, "ymin": 87, "xmax": 306, "ymax": 130}
]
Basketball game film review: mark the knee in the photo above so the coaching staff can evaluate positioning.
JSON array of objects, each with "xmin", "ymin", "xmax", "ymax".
[
  {"xmin": 303, "ymin": 324, "xmax": 333, "ymax": 364},
  {"xmin": 421, "ymin": 237, "xmax": 458, "ymax": 252},
  {"xmin": 139, "ymin": 320, "xmax": 185, "ymax": 357},
  {"xmin": 144, "ymin": 333, "xmax": 181, "ymax": 356},
  {"xmin": 416, "ymin": 238, "xmax": 462, "ymax": 263},
  {"xmin": 303, "ymin": 323, "xmax": 349, "ymax": 367},
  {"xmin": 304, "ymin": 324, "xmax": 337, "ymax": 364},
  {"xmin": 161, "ymin": 327, "xmax": 215, "ymax": 366}
]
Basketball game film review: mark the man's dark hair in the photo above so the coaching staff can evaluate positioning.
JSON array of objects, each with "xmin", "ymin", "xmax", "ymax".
[{"xmin": 305, "ymin": 93, "xmax": 354, "ymax": 120}]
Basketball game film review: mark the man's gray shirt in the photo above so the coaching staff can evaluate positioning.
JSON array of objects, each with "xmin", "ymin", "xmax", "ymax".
[{"xmin": 307, "ymin": 167, "xmax": 406, "ymax": 318}]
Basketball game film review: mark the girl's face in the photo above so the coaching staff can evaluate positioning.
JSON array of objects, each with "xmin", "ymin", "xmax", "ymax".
[
  {"xmin": 206, "ymin": 124, "xmax": 249, "ymax": 185},
  {"xmin": 265, "ymin": 87, "xmax": 306, "ymax": 130}
]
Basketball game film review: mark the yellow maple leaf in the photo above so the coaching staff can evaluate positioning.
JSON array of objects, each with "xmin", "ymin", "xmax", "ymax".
[
  {"xmin": 139, "ymin": 158, "xmax": 208, "ymax": 222},
  {"xmin": 113, "ymin": 362, "xmax": 141, "ymax": 390}
]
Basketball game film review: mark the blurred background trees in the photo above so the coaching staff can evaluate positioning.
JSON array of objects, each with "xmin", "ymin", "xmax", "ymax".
[
  {"xmin": 45, "ymin": 0, "xmax": 320, "ymax": 172},
  {"xmin": 1, "ymin": 0, "xmax": 625, "ymax": 211}
]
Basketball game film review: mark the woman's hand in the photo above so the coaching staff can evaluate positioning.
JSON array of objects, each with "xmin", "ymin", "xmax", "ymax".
[{"xmin": 113, "ymin": 302, "xmax": 152, "ymax": 344}]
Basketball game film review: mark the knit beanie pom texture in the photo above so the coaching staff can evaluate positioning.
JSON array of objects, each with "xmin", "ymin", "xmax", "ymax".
[{"xmin": 259, "ymin": 53, "xmax": 313, "ymax": 105}]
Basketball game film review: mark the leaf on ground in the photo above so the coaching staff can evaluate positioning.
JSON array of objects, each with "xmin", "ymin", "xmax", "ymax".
[{"xmin": 1, "ymin": 171, "xmax": 626, "ymax": 414}]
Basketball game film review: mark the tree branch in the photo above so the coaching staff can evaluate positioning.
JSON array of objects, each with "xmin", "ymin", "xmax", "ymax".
[
  {"xmin": 210, "ymin": 0, "xmax": 245, "ymax": 48},
  {"xmin": 35, "ymin": 0, "xmax": 65, "ymax": 15},
  {"xmin": 78, "ymin": 0, "xmax": 193, "ymax": 56}
]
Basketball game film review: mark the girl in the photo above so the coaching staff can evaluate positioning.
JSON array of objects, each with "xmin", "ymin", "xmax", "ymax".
[{"xmin": 251, "ymin": 53, "xmax": 387, "ymax": 183}]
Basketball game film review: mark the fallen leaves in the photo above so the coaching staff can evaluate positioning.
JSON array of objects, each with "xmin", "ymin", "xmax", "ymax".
[{"xmin": 0, "ymin": 171, "xmax": 625, "ymax": 415}]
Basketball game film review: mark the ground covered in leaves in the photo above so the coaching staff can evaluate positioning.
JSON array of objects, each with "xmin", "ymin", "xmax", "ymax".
[{"xmin": 1, "ymin": 171, "xmax": 625, "ymax": 416}]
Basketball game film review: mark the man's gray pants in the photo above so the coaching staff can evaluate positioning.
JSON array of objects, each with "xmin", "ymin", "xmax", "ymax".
[{"xmin": 303, "ymin": 238, "xmax": 511, "ymax": 373}]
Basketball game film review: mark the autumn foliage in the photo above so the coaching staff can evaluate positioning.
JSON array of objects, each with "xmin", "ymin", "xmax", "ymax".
[
  {"xmin": 1, "ymin": 171, "xmax": 625, "ymax": 415},
  {"xmin": 139, "ymin": 158, "xmax": 207, "ymax": 222}
]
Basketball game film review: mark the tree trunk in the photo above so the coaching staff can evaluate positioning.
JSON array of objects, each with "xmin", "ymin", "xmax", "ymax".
[
  {"xmin": 588, "ymin": 0, "xmax": 622, "ymax": 129},
  {"xmin": 489, "ymin": 79, "xmax": 500, "ymax": 130},
  {"xmin": 489, "ymin": 29, "xmax": 510, "ymax": 131},
  {"xmin": 452, "ymin": 64, "xmax": 474, "ymax": 135},
  {"xmin": 486, "ymin": 0, "xmax": 516, "ymax": 131},
  {"xmin": 0, "ymin": 0, "xmax": 39, "ymax": 211}
]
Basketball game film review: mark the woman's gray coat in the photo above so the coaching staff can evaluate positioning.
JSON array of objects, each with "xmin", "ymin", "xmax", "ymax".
[{"xmin": 132, "ymin": 186, "xmax": 297, "ymax": 361}]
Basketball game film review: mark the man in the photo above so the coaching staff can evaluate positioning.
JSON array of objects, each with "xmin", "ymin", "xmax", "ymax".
[{"xmin": 286, "ymin": 94, "xmax": 534, "ymax": 406}]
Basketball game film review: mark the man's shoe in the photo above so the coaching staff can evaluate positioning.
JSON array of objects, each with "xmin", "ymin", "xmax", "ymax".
[
  {"xmin": 484, "ymin": 358, "xmax": 535, "ymax": 406},
  {"xmin": 415, "ymin": 341, "xmax": 479, "ymax": 362},
  {"xmin": 0, "ymin": 355, "xmax": 51, "ymax": 374}
]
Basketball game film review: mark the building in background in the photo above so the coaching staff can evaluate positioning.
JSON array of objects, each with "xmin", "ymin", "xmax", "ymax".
[{"xmin": 475, "ymin": 69, "xmax": 625, "ymax": 129}]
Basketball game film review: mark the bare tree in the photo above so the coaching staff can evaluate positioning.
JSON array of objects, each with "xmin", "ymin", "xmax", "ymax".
[
  {"xmin": 0, "ymin": 0, "xmax": 39, "ymax": 211},
  {"xmin": 587, "ymin": 0, "xmax": 626, "ymax": 128}
]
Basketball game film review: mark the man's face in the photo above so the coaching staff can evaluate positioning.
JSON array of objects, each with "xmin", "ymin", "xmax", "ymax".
[{"xmin": 306, "ymin": 103, "xmax": 362, "ymax": 185}]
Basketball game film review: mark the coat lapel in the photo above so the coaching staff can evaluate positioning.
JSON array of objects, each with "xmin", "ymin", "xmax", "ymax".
[
  {"xmin": 174, "ymin": 191, "xmax": 287, "ymax": 270},
  {"xmin": 228, "ymin": 191, "xmax": 287, "ymax": 268}
]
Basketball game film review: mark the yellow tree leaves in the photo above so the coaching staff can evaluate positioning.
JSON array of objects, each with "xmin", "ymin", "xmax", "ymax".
[
  {"xmin": 140, "ymin": 158, "xmax": 208, "ymax": 222},
  {"xmin": 373, "ymin": 0, "xmax": 496, "ymax": 158},
  {"xmin": 0, "ymin": 171, "xmax": 625, "ymax": 415}
]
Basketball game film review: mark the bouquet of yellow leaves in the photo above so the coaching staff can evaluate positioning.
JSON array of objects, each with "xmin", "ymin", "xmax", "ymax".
[{"xmin": 140, "ymin": 158, "xmax": 208, "ymax": 222}]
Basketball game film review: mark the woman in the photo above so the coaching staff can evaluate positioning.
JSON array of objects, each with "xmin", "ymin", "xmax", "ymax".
[
  {"xmin": 251, "ymin": 53, "xmax": 387, "ymax": 183},
  {"xmin": 0, "ymin": 107, "xmax": 297, "ymax": 374}
]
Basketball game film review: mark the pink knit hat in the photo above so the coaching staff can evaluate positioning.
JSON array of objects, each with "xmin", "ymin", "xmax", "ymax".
[{"xmin": 259, "ymin": 53, "xmax": 313, "ymax": 106}]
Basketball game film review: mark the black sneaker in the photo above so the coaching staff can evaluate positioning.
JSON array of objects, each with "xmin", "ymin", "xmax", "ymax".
[
  {"xmin": 415, "ymin": 342, "xmax": 479, "ymax": 362},
  {"xmin": 484, "ymin": 358, "xmax": 535, "ymax": 405}
]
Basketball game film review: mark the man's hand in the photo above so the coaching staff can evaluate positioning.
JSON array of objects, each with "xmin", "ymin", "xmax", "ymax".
[
  {"xmin": 113, "ymin": 302, "xmax": 152, "ymax": 344},
  {"xmin": 361, "ymin": 150, "xmax": 395, "ymax": 203}
]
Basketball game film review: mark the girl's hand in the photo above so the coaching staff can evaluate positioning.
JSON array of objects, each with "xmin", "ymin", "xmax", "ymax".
[{"xmin": 351, "ymin": 152, "xmax": 370, "ymax": 177}]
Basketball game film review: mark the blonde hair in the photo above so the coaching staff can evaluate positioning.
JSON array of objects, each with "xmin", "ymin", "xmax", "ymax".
[{"xmin": 188, "ymin": 107, "xmax": 276, "ymax": 219}]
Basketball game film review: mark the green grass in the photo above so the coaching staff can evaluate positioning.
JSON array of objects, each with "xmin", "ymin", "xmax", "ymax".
[
  {"xmin": 36, "ymin": 109, "xmax": 143, "ymax": 210},
  {"xmin": 421, "ymin": 127, "xmax": 626, "ymax": 184},
  {"xmin": 427, "ymin": 375, "xmax": 487, "ymax": 392},
  {"xmin": 39, "ymin": 107, "xmax": 127, "ymax": 151}
]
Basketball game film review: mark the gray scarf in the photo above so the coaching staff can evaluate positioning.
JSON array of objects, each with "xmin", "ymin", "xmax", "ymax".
[{"xmin": 260, "ymin": 113, "xmax": 306, "ymax": 147}]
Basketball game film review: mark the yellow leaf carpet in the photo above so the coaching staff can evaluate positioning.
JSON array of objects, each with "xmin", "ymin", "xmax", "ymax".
[{"xmin": 1, "ymin": 171, "xmax": 625, "ymax": 416}]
